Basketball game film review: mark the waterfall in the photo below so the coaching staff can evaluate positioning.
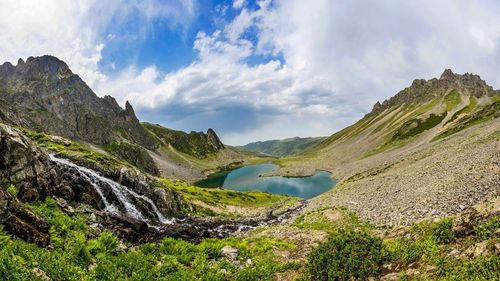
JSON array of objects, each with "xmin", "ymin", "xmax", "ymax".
[{"xmin": 49, "ymin": 154, "xmax": 173, "ymax": 225}]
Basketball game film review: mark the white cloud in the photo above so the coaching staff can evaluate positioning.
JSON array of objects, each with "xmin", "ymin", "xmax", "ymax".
[
  {"xmin": 0, "ymin": 0, "xmax": 198, "ymax": 88},
  {"xmin": 1, "ymin": 0, "xmax": 500, "ymax": 145},
  {"xmin": 233, "ymin": 0, "xmax": 246, "ymax": 9},
  {"xmin": 104, "ymin": 0, "xmax": 500, "ymax": 144}
]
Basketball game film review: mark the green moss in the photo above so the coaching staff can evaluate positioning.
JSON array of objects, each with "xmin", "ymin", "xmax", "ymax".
[{"xmin": 6, "ymin": 184, "xmax": 17, "ymax": 197}]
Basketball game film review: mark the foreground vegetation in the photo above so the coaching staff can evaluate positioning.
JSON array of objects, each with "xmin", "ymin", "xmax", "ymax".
[
  {"xmin": 1, "ymin": 193, "xmax": 498, "ymax": 280},
  {"xmin": 294, "ymin": 206, "xmax": 499, "ymax": 280},
  {"xmin": 0, "ymin": 197, "xmax": 299, "ymax": 281}
]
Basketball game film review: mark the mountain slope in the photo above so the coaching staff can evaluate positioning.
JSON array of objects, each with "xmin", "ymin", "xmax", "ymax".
[
  {"xmin": 237, "ymin": 136, "xmax": 327, "ymax": 156},
  {"xmin": 0, "ymin": 56, "xmax": 257, "ymax": 181},
  {"xmin": 142, "ymin": 122, "xmax": 224, "ymax": 158},
  {"xmin": 0, "ymin": 56, "xmax": 157, "ymax": 149},
  {"xmin": 276, "ymin": 69, "xmax": 500, "ymax": 225}
]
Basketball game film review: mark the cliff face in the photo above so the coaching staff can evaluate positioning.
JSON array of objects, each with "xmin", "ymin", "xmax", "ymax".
[{"xmin": 0, "ymin": 56, "xmax": 157, "ymax": 149}]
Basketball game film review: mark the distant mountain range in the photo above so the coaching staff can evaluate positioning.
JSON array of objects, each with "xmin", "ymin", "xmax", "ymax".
[{"xmin": 237, "ymin": 136, "xmax": 327, "ymax": 157}]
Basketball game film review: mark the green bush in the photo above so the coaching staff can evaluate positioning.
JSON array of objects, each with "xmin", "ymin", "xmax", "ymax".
[
  {"xmin": 474, "ymin": 217, "xmax": 500, "ymax": 241},
  {"xmin": 431, "ymin": 218, "xmax": 455, "ymax": 244},
  {"xmin": 305, "ymin": 230, "xmax": 383, "ymax": 280}
]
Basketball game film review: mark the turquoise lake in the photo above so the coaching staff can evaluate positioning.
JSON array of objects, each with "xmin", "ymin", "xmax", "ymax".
[{"xmin": 195, "ymin": 163, "xmax": 336, "ymax": 199}]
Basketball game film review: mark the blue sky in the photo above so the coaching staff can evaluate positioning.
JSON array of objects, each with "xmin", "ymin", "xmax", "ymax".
[{"xmin": 1, "ymin": 0, "xmax": 500, "ymax": 144}]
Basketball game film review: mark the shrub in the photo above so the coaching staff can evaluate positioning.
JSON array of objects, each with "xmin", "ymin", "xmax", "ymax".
[
  {"xmin": 431, "ymin": 218, "xmax": 455, "ymax": 244},
  {"xmin": 474, "ymin": 218, "xmax": 500, "ymax": 241},
  {"xmin": 305, "ymin": 230, "xmax": 383, "ymax": 281}
]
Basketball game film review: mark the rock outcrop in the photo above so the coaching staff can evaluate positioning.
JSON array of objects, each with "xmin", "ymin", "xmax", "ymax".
[
  {"xmin": 142, "ymin": 122, "xmax": 226, "ymax": 158},
  {"xmin": 0, "ymin": 55, "xmax": 158, "ymax": 150},
  {"xmin": 371, "ymin": 69, "xmax": 496, "ymax": 114},
  {"xmin": 0, "ymin": 123, "xmax": 184, "ymax": 244},
  {"xmin": 0, "ymin": 188, "xmax": 50, "ymax": 247},
  {"xmin": 0, "ymin": 123, "xmax": 59, "ymax": 201}
]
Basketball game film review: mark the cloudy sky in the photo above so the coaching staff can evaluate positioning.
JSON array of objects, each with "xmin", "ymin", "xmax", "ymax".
[{"xmin": 1, "ymin": 0, "xmax": 500, "ymax": 145}]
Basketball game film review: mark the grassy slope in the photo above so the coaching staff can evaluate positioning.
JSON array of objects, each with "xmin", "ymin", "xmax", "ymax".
[
  {"xmin": 0, "ymin": 197, "xmax": 300, "ymax": 281},
  {"xmin": 157, "ymin": 178, "xmax": 299, "ymax": 218},
  {"xmin": 142, "ymin": 122, "xmax": 220, "ymax": 159},
  {"xmin": 22, "ymin": 129, "xmax": 295, "ymax": 218},
  {"xmin": 237, "ymin": 137, "xmax": 327, "ymax": 157}
]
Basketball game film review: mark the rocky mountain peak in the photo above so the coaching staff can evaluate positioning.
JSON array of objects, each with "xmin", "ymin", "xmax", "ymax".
[
  {"xmin": 440, "ymin": 69, "xmax": 455, "ymax": 81},
  {"xmin": 370, "ymin": 69, "xmax": 496, "ymax": 114},
  {"xmin": 22, "ymin": 55, "xmax": 73, "ymax": 78},
  {"xmin": 207, "ymin": 128, "xmax": 225, "ymax": 150},
  {"xmin": 0, "ymin": 55, "xmax": 159, "ymax": 150}
]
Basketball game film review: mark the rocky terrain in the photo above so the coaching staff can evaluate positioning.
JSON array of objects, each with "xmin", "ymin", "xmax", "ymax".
[{"xmin": 274, "ymin": 69, "xmax": 500, "ymax": 227}]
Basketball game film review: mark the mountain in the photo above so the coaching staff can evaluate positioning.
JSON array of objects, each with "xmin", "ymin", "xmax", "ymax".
[
  {"xmin": 237, "ymin": 136, "xmax": 327, "ymax": 156},
  {"xmin": 0, "ymin": 57, "xmax": 498, "ymax": 280},
  {"xmin": 0, "ymin": 56, "xmax": 156, "ymax": 149},
  {"xmin": 276, "ymin": 69, "xmax": 499, "ymax": 226},
  {"xmin": 142, "ymin": 122, "xmax": 224, "ymax": 158},
  {"xmin": 0, "ymin": 56, "xmax": 257, "ymax": 180}
]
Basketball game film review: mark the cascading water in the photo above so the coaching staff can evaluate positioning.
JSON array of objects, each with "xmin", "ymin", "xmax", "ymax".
[{"xmin": 49, "ymin": 154, "xmax": 173, "ymax": 225}]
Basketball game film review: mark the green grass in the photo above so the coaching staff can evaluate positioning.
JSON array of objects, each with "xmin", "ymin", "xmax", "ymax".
[
  {"xmin": 391, "ymin": 113, "xmax": 446, "ymax": 142},
  {"xmin": 291, "ymin": 206, "xmax": 373, "ymax": 233},
  {"xmin": 0, "ymin": 197, "xmax": 300, "ymax": 281},
  {"xmin": 23, "ymin": 130, "xmax": 131, "ymax": 171},
  {"xmin": 446, "ymin": 96, "xmax": 478, "ymax": 124},
  {"xmin": 444, "ymin": 89, "xmax": 462, "ymax": 111},
  {"xmin": 433, "ymin": 101, "xmax": 499, "ymax": 141},
  {"xmin": 157, "ymin": 178, "xmax": 299, "ymax": 217},
  {"xmin": 142, "ymin": 122, "xmax": 220, "ymax": 159}
]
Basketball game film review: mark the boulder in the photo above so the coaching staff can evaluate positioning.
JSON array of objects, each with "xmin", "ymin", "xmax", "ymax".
[{"xmin": 220, "ymin": 246, "xmax": 238, "ymax": 260}]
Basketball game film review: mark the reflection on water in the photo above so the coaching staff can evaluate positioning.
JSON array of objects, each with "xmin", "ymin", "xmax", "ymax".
[{"xmin": 196, "ymin": 163, "xmax": 336, "ymax": 199}]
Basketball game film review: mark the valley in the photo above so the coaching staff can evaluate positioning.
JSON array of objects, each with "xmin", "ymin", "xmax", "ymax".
[{"xmin": 0, "ymin": 57, "xmax": 498, "ymax": 280}]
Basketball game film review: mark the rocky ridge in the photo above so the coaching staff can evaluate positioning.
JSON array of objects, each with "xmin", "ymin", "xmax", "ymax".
[
  {"xmin": 0, "ymin": 56, "xmax": 235, "ymax": 180},
  {"xmin": 0, "ymin": 56, "xmax": 157, "ymax": 149},
  {"xmin": 371, "ymin": 69, "xmax": 497, "ymax": 114},
  {"xmin": 275, "ymin": 69, "xmax": 500, "ymax": 227}
]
